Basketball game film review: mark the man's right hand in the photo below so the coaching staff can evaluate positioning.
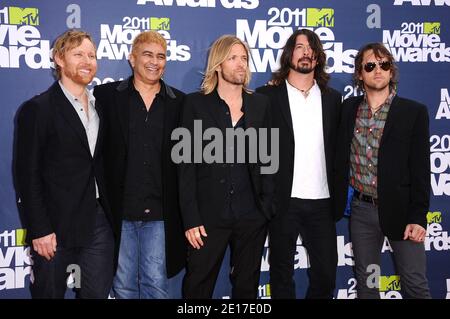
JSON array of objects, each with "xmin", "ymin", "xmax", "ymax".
[
  {"xmin": 185, "ymin": 226, "xmax": 207, "ymax": 250},
  {"xmin": 32, "ymin": 233, "xmax": 57, "ymax": 260}
]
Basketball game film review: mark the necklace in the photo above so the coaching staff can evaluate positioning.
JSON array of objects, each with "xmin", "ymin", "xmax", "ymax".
[
  {"xmin": 287, "ymin": 80, "xmax": 314, "ymax": 98},
  {"xmin": 300, "ymin": 87, "xmax": 311, "ymax": 98}
]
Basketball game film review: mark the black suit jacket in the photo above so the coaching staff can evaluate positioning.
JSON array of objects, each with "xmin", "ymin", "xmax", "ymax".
[
  {"xmin": 334, "ymin": 95, "xmax": 430, "ymax": 240},
  {"xmin": 178, "ymin": 90, "xmax": 275, "ymax": 230},
  {"xmin": 16, "ymin": 81, "xmax": 113, "ymax": 247},
  {"xmin": 256, "ymin": 82, "xmax": 342, "ymax": 220},
  {"xmin": 93, "ymin": 78, "xmax": 186, "ymax": 278}
]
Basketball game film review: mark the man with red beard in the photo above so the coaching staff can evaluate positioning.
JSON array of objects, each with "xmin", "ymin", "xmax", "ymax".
[
  {"xmin": 16, "ymin": 30, "xmax": 115, "ymax": 298},
  {"xmin": 256, "ymin": 29, "xmax": 342, "ymax": 298}
]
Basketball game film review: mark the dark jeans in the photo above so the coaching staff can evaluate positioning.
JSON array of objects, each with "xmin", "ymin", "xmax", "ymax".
[
  {"xmin": 30, "ymin": 202, "xmax": 114, "ymax": 298},
  {"xmin": 269, "ymin": 198, "xmax": 337, "ymax": 299},
  {"xmin": 350, "ymin": 197, "xmax": 431, "ymax": 299}
]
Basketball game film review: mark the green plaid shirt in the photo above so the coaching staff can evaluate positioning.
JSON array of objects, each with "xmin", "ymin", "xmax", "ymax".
[{"xmin": 349, "ymin": 91, "xmax": 396, "ymax": 198}]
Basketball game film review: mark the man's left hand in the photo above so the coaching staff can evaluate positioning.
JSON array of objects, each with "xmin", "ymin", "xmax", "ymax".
[{"xmin": 403, "ymin": 224, "xmax": 426, "ymax": 243}]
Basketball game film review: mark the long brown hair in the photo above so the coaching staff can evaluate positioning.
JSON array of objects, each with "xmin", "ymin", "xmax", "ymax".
[{"xmin": 271, "ymin": 29, "xmax": 329, "ymax": 92}]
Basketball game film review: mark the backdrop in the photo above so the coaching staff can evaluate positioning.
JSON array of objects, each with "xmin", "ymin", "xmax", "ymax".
[{"xmin": 1, "ymin": 0, "xmax": 449, "ymax": 299}]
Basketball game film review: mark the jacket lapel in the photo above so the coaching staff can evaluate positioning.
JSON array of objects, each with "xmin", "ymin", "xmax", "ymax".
[
  {"xmin": 321, "ymin": 90, "xmax": 333, "ymax": 152},
  {"xmin": 380, "ymin": 95, "xmax": 400, "ymax": 148},
  {"xmin": 243, "ymin": 91, "xmax": 261, "ymax": 129},
  {"xmin": 276, "ymin": 81, "xmax": 294, "ymax": 138},
  {"xmin": 347, "ymin": 96, "xmax": 361, "ymax": 144},
  {"xmin": 93, "ymin": 100, "xmax": 104, "ymax": 159},
  {"xmin": 52, "ymin": 82, "xmax": 90, "ymax": 153},
  {"xmin": 115, "ymin": 79, "xmax": 131, "ymax": 149},
  {"xmin": 162, "ymin": 83, "xmax": 178, "ymax": 159}
]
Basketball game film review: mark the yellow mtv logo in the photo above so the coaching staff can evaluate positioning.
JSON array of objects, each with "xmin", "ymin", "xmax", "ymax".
[
  {"xmin": 8, "ymin": 7, "xmax": 39, "ymax": 26},
  {"xmin": 427, "ymin": 211, "xmax": 442, "ymax": 224},
  {"xmin": 306, "ymin": 8, "xmax": 334, "ymax": 27},
  {"xmin": 423, "ymin": 22, "xmax": 440, "ymax": 35},
  {"xmin": 150, "ymin": 17, "xmax": 170, "ymax": 31},
  {"xmin": 379, "ymin": 275, "xmax": 401, "ymax": 292},
  {"xmin": 15, "ymin": 228, "xmax": 27, "ymax": 246}
]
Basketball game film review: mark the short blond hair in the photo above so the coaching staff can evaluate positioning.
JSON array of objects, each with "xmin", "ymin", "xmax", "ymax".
[
  {"xmin": 52, "ymin": 29, "xmax": 96, "ymax": 79},
  {"xmin": 131, "ymin": 30, "xmax": 167, "ymax": 56},
  {"xmin": 201, "ymin": 35, "xmax": 252, "ymax": 95}
]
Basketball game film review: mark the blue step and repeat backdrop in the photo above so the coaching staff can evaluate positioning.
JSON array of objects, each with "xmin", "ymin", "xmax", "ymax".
[{"xmin": 0, "ymin": 0, "xmax": 449, "ymax": 299}]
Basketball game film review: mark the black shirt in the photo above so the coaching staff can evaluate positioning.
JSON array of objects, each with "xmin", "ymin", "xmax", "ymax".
[
  {"xmin": 123, "ymin": 80, "xmax": 165, "ymax": 221},
  {"xmin": 213, "ymin": 90, "xmax": 260, "ymax": 221}
]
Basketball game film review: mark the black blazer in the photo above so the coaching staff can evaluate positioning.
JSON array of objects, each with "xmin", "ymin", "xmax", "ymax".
[
  {"xmin": 334, "ymin": 95, "xmax": 430, "ymax": 240},
  {"xmin": 178, "ymin": 90, "xmax": 275, "ymax": 230},
  {"xmin": 16, "ymin": 81, "xmax": 113, "ymax": 247},
  {"xmin": 93, "ymin": 78, "xmax": 186, "ymax": 278},
  {"xmin": 256, "ymin": 82, "xmax": 342, "ymax": 220}
]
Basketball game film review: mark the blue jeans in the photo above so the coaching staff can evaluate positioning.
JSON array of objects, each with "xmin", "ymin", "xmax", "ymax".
[{"xmin": 112, "ymin": 220, "xmax": 168, "ymax": 299}]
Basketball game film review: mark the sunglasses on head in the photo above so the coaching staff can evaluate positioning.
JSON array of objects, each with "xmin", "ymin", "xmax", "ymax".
[{"xmin": 363, "ymin": 61, "xmax": 391, "ymax": 72}]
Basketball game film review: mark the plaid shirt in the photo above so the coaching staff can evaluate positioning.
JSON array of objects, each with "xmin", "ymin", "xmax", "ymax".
[{"xmin": 349, "ymin": 91, "xmax": 396, "ymax": 198}]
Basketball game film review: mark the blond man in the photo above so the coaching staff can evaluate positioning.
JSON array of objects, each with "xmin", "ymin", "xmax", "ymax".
[{"xmin": 178, "ymin": 35, "xmax": 274, "ymax": 298}]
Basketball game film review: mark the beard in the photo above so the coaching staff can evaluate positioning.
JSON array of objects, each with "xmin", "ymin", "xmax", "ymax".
[
  {"xmin": 63, "ymin": 65, "xmax": 96, "ymax": 86},
  {"xmin": 364, "ymin": 81, "xmax": 390, "ymax": 93},
  {"xmin": 221, "ymin": 69, "xmax": 246, "ymax": 85},
  {"xmin": 290, "ymin": 57, "xmax": 315, "ymax": 74}
]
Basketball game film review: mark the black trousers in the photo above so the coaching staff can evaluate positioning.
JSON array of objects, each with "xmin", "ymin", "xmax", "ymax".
[
  {"xmin": 30, "ymin": 202, "xmax": 114, "ymax": 299},
  {"xmin": 269, "ymin": 198, "xmax": 337, "ymax": 299},
  {"xmin": 182, "ymin": 217, "xmax": 267, "ymax": 299}
]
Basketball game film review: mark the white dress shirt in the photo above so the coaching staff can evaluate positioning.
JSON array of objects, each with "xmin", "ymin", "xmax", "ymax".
[{"xmin": 286, "ymin": 79, "xmax": 330, "ymax": 199}]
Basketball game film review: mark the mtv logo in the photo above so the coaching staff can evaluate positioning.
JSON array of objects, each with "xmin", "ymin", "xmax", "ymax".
[
  {"xmin": 379, "ymin": 275, "xmax": 401, "ymax": 291},
  {"xmin": 427, "ymin": 211, "xmax": 442, "ymax": 224},
  {"xmin": 423, "ymin": 22, "xmax": 440, "ymax": 34},
  {"xmin": 8, "ymin": 7, "xmax": 39, "ymax": 26},
  {"xmin": 15, "ymin": 228, "xmax": 27, "ymax": 246},
  {"xmin": 306, "ymin": 8, "xmax": 334, "ymax": 27},
  {"xmin": 150, "ymin": 17, "xmax": 170, "ymax": 30}
]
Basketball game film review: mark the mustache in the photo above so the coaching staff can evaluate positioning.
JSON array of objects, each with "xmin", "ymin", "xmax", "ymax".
[
  {"xmin": 298, "ymin": 57, "xmax": 313, "ymax": 64},
  {"xmin": 77, "ymin": 64, "xmax": 94, "ymax": 70}
]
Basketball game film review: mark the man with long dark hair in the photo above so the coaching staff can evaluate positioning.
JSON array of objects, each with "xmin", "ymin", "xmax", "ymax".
[{"xmin": 256, "ymin": 29, "xmax": 342, "ymax": 298}]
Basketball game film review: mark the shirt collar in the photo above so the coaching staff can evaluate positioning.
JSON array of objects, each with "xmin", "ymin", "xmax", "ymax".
[
  {"xmin": 213, "ymin": 88, "xmax": 248, "ymax": 113},
  {"xmin": 58, "ymin": 81, "xmax": 95, "ymax": 108},
  {"xmin": 363, "ymin": 89, "xmax": 397, "ymax": 110},
  {"xmin": 118, "ymin": 76, "xmax": 176, "ymax": 99}
]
